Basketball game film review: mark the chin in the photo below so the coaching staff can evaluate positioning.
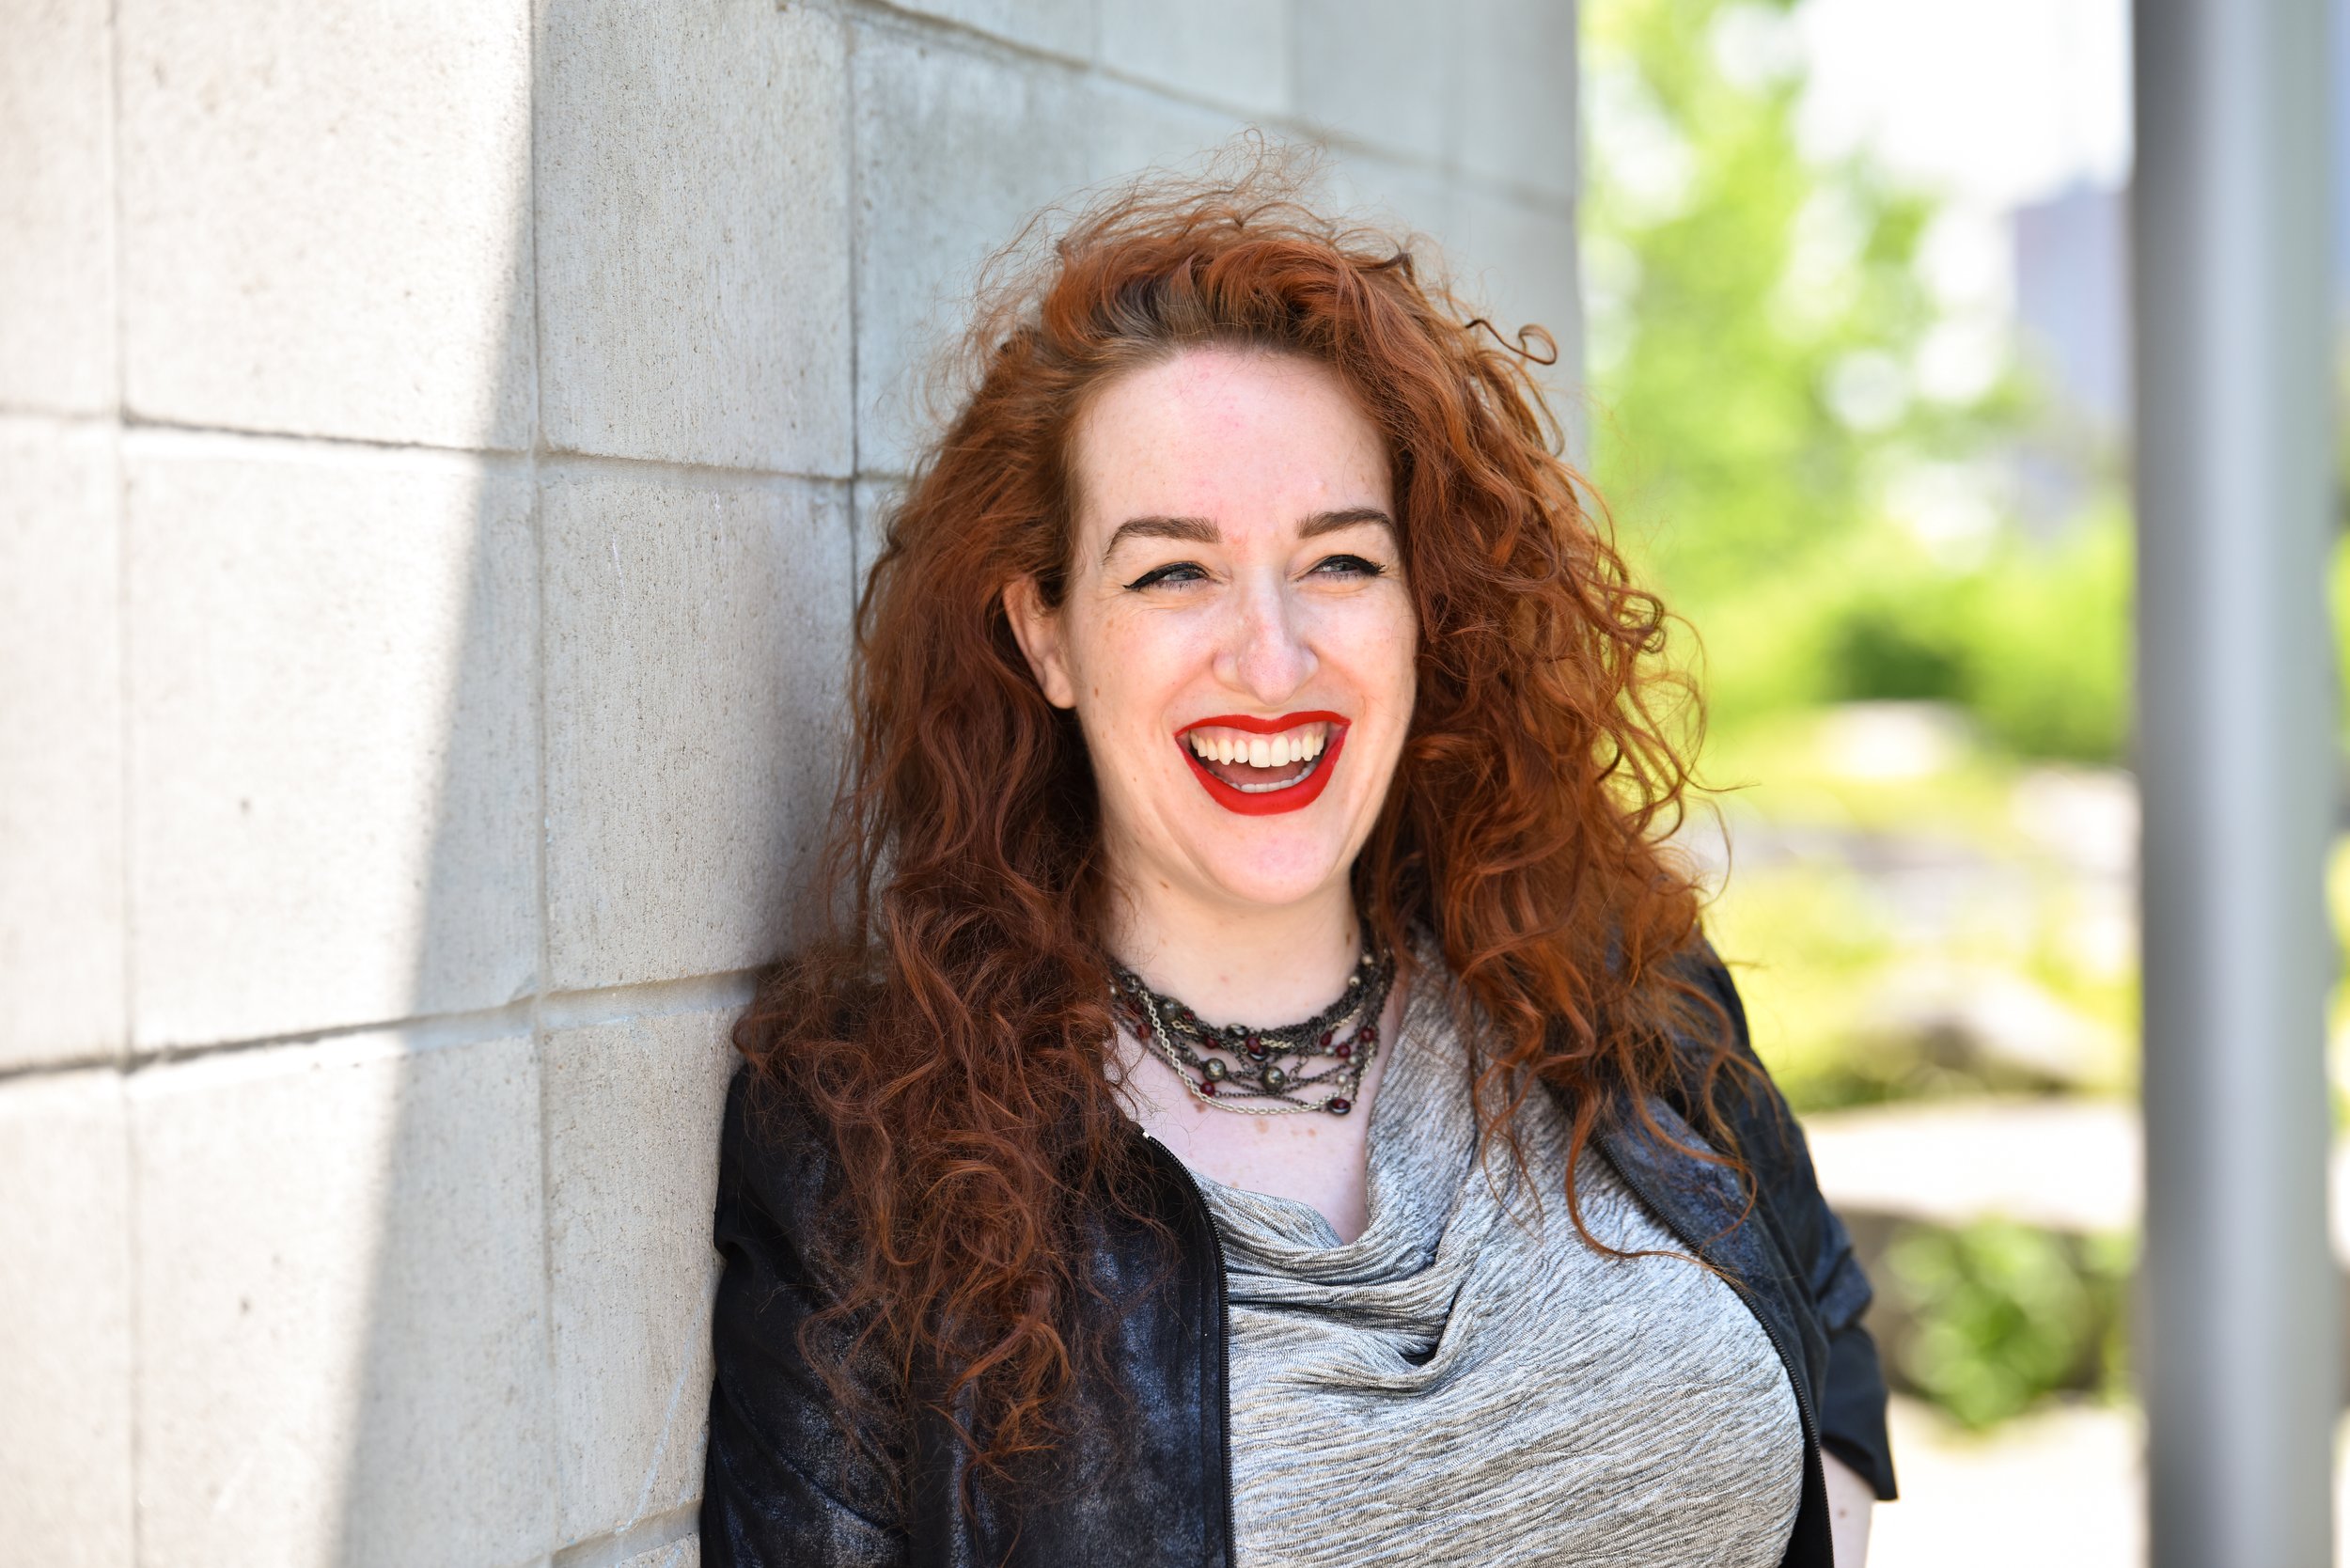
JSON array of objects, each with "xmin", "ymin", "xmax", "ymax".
[{"xmin": 1176, "ymin": 815, "xmax": 1362, "ymax": 913}]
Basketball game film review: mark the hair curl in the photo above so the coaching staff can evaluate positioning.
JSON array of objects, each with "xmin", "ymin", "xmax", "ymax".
[{"xmin": 733, "ymin": 154, "xmax": 1758, "ymax": 1490}]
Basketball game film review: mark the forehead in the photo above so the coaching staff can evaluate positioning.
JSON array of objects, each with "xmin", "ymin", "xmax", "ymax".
[{"xmin": 1067, "ymin": 347, "xmax": 1391, "ymax": 542}]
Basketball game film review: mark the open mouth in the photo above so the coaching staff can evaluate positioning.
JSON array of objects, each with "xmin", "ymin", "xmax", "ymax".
[{"xmin": 1174, "ymin": 712, "xmax": 1349, "ymax": 816}]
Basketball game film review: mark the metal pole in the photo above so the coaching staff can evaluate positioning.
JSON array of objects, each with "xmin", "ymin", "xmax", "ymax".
[{"xmin": 2133, "ymin": 2, "xmax": 2338, "ymax": 1564}]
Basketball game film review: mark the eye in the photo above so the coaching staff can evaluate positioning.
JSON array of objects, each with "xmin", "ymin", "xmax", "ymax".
[
  {"xmin": 1309, "ymin": 553, "xmax": 1386, "ymax": 579},
  {"xmin": 1123, "ymin": 560, "xmax": 1210, "ymax": 591}
]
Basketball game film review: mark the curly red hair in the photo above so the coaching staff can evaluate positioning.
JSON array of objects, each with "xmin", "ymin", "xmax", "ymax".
[{"xmin": 734, "ymin": 162, "xmax": 1752, "ymax": 1484}]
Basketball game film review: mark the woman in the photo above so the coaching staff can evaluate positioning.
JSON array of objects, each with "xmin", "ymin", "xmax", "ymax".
[{"xmin": 700, "ymin": 170, "xmax": 1896, "ymax": 1568}]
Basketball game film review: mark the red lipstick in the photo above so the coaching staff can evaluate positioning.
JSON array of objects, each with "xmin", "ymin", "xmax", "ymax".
[{"xmin": 1174, "ymin": 711, "xmax": 1349, "ymax": 816}]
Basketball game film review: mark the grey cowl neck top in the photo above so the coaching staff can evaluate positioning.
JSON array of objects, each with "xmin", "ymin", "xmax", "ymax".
[{"xmin": 1187, "ymin": 955, "xmax": 1805, "ymax": 1568}]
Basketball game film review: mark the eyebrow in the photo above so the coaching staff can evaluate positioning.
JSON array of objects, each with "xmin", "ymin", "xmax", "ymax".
[{"xmin": 1099, "ymin": 507, "xmax": 1396, "ymax": 564}]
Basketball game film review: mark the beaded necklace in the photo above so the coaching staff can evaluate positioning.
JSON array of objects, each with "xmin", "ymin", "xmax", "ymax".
[{"xmin": 1106, "ymin": 933, "xmax": 1396, "ymax": 1116}]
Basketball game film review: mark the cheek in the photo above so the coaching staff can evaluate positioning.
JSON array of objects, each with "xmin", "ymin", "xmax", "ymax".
[
  {"xmin": 1066, "ymin": 605, "xmax": 1211, "ymax": 736},
  {"xmin": 1321, "ymin": 593, "xmax": 1419, "ymax": 713}
]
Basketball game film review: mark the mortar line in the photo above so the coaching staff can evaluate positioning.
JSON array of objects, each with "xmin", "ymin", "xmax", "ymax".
[
  {"xmin": 545, "ymin": 1501, "xmax": 701, "ymax": 1568},
  {"xmin": 832, "ymin": 0, "xmax": 1091, "ymax": 71},
  {"xmin": 113, "ymin": 415, "xmax": 534, "ymax": 462},
  {"xmin": 105, "ymin": 416, "xmax": 862, "ymax": 490},
  {"xmin": 103, "ymin": 0, "xmax": 144, "ymax": 1557},
  {"xmin": 103, "ymin": 1, "xmax": 133, "ymax": 1074},
  {"xmin": 525, "ymin": 0, "xmax": 562, "ymax": 1543},
  {"xmin": 103, "ymin": 0, "xmax": 128, "ymax": 425},
  {"xmin": 0, "ymin": 972, "xmax": 769, "ymax": 1087},
  {"xmin": 0, "ymin": 405, "xmax": 123, "ymax": 431},
  {"xmin": 844, "ymin": 11, "xmax": 868, "ymax": 597},
  {"xmin": 539, "ymin": 447, "xmax": 857, "ymax": 491}
]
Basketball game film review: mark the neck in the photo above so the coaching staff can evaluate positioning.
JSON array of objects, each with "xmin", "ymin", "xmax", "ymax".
[{"xmin": 1105, "ymin": 872, "xmax": 1363, "ymax": 1027}]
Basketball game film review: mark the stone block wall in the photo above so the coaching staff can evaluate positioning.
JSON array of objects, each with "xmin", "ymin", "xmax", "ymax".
[{"xmin": 0, "ymin": 3, "xmax": 1578, "ymax": 1562}]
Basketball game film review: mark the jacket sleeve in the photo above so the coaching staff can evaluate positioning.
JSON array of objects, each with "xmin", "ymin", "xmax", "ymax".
[
  {"xmin": 1689, "ymin": 947, "xmax": 1901, "ymax": 1503},
  {"xmin": 700, "ymin": 1065, "xmax": 911, "ymax": 1567}
]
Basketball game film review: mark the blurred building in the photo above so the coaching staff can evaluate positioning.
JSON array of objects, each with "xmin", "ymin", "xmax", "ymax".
[{"xmin": 2010, "ymin": 180, "xmax": 2129, "ymax": 530}]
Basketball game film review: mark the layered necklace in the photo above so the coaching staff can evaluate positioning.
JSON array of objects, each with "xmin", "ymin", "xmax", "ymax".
[{"xmin": 1106, "ymin": 930, "xmax": 1397, "ymax": 1116}]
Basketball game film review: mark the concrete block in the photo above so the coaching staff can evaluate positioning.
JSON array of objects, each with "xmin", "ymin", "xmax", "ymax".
[
  {"xmin": 1098, "ymin": 0, "xmax": 1288, "ymax": 115},
  {"xmin": 1319, "ymin": 150, "xmax": 1455, "ymax": 253},
  {"xmin": 617, "ymin": 1535, "xmax": 701, "ymax": 1568},
  {"xmin": 538, "ymin": 1, "xmax": 854, "ymax": 475},
  {"xmin": 125, "ymin": 436, "xmax": 538, "ymax": 1049},
  {"xmin": 117, "ymin": 0, "xmax": 533, "ymax": 448},
  {"xmin": 132, "ymin": 1029, "xmax": 552, "ymax": 1568},
  {"xmin": 874, "ymin": 0, "xmax": 1092, "ymax": 62},
  {"xmin": 1452, "ymin": 0, "xmax": 1579, "ymax": 203},
  {"xmin": 0, "ymin": 1071, "xmax": 133, "ymax": 1568},
  {"xmin": 852, "ymin": 29, "xmax": 1097, "ymax": 473},
  {"xmin": 0, "ymin": 0, "xmax": 116, "ymax": 414},
  {"xmin": 542, "ymin": 467, "xmax": 853, "ymax": 990},
  {"xmin": 1084, "ymin": 77, "xmax": 1248, "ymax": 189},
  {"xmin": 1448, "ymin": 189, "xmax": 1584, "ymax": 427},
  {"xmin": 1292, "ymin": 0, "xmax": 1452, "ymax": 162},
  {"xmin": 545, "ymin": 1004, "xmax": 741, "ymax": 1544},
  {"xmin": 0, "ymin": 420, "xmax": 125, "ymax": 1071}
]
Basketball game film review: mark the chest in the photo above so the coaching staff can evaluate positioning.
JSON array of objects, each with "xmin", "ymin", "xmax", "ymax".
[{"xmin": 1207, "ymin": 1139, "xmax": 1807, "ymax": 1568}]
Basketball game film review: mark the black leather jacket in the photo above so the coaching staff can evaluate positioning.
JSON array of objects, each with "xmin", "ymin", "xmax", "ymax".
[{"xmin": 700, "ymin": 955, "xmax": 1899, "ymax": 1567}]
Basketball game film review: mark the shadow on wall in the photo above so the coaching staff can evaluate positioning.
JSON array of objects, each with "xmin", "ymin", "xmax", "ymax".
[
  {"xmin": 323, "ymin": 12, "xmax": 551, "ymax": 1564},
  {"xmin": 328, "ymin": 5, "xmax": 864, "ymax": 1563}
]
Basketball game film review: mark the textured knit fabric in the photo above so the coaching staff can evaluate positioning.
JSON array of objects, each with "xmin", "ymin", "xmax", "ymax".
[{"xmin": 1188, "ymin": 961, "xmax": 1807, "ymax": 1568}]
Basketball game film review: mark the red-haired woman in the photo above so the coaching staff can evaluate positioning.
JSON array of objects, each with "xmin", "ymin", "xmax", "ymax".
[{"xmin": 699, "ymin": 172, "xmax": 1896, "ymax": 1568}]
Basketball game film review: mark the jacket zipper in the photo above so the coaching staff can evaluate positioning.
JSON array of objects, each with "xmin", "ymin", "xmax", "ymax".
[
  {"xmin": 1146, "ymin": 1134, "xmax": 1241, "ymax": 1568},
  {"xmin": 1592, "ymin": 1130, "xmax": 1826, "ymax": 1557}
]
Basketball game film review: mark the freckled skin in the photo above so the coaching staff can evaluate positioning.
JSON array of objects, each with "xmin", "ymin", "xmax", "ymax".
[{"xmin": 1006, "ymin": 348, "xmax": 1417, "ymax": 1240}]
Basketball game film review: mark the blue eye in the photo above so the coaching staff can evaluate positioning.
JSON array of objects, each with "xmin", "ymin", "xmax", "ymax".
[{"xmin": 1124, "ymin": 561, "xmax": 1208, "ymax": 590}]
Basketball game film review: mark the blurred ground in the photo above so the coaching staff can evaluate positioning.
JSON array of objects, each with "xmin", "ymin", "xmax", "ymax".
[
  {"xmin": 1691, "ymin": 700, "xmax": 2350, "ymax": 1560},
  {"xmin": 1871, "ymin": 1400, "xmax": 2350, "ymax": 1568},
  {"xmin": 1872, "ymin": 1394, "xmax": 2142, "ymax": 1567}
]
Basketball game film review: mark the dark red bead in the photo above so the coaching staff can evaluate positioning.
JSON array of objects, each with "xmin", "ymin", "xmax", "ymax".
[
  {"xmin": 1334, "ymin": 1043, "xmax": 1352, "ymax": 1060},
  {"xmin": 1326, "ymin": 1097, "xmax": 1352, "ymax": 1115},
  {"xmin": 1319, "ymin": 1029, "xmax": 1334, "ymax": 1049},
  {"xmin": 1199, "ymin": 1080, "xmax": 1216, "ymax": 1095}
]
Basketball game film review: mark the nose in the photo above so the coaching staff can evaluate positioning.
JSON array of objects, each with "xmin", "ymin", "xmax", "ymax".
[{"xmin": 1212, "ymin": 571, "xmax": 1318, "ymax": 703}]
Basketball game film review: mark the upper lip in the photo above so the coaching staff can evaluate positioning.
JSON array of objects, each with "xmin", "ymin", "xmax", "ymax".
[{"xmin": 1174, "ymin": 710, "xmax": 1348, "ymax": 737}]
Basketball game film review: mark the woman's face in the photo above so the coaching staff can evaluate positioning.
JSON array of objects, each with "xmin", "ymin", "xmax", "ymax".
[{"xmin": 1009, "ymin": 346, "xmax": 1418, "ymax": 917}]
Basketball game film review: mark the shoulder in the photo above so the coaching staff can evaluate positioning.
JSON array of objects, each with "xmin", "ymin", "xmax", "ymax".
[
  {"xmin": 713, "ymin": 1060, "xmax": 851, "ymax": 1280},
  {"xmin": 1647, "ymin": 937, "xmax": 1813, "ymax": 1196},
  {"xmin": 716, "ymin": 958, "xmax": 885, "ymax": 1252}
]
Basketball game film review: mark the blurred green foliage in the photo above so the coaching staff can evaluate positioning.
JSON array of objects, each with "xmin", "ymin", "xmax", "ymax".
[
  {"xmin": 1581, "ymin": 0, "xmax": 2129, "ymax": 763},
  {"xmin": 1881, "ymin": 1220, "xmax": 2135, "ymax": 1429},
  {"xmin": 1583, "ymin": 0, "xmax": 2350, "ymax": 1443},
  {"xmin": 1690, "ymin": 513, "xmax": 2132, "ymax": 764},
  {"xmin": 1699, "ymin": 728, "xmax": 2141, "ymax": 1118}
]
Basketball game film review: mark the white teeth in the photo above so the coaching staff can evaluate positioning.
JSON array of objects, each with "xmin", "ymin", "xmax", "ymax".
[{"xmin": 1185, "ymin": 721, "xmax": 1339, "ymax": 775}]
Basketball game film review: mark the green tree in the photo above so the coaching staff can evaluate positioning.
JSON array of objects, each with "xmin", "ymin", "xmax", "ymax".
[{"xmin": 1581, "ymin": 0, "xmax": 2124, "ymax": 757}]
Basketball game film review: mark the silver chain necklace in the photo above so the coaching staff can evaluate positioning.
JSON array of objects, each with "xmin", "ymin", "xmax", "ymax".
[{"xmin": 1106, "ymin": 933, "xmax": 1396, "ymax": 1116}]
